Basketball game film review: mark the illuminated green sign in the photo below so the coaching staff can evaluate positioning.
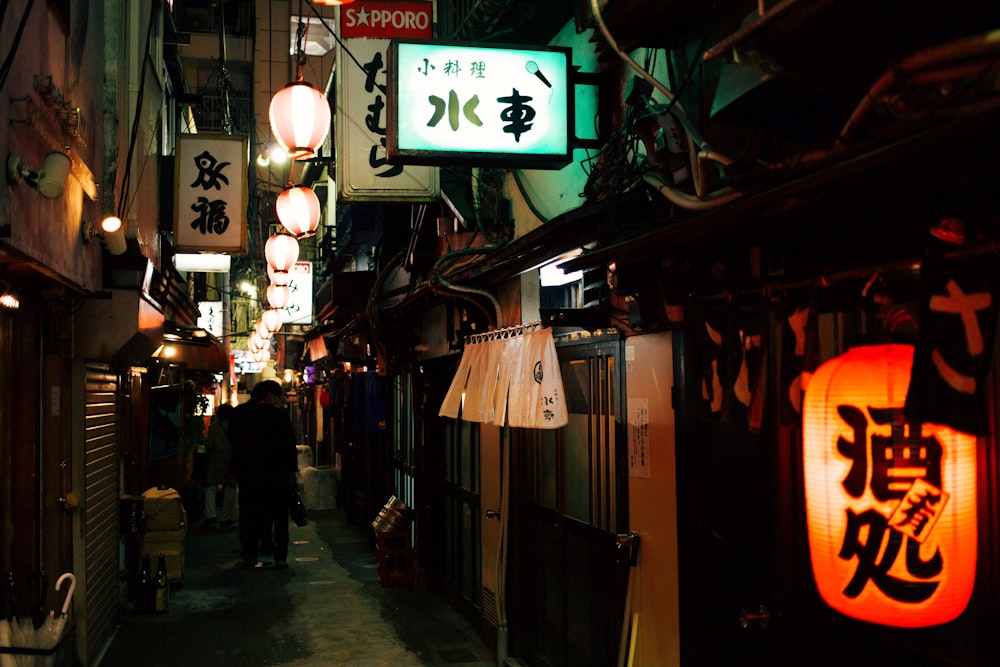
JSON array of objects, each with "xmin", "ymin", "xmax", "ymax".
[{"xmin": 388, "ymin": 40, "xmax": 573, "ymax": 169}]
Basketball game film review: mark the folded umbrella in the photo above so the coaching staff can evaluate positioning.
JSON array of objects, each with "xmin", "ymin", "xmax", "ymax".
[{"xmin": 39, "ymin": 573, "xmax": 75, "ymax": 651}]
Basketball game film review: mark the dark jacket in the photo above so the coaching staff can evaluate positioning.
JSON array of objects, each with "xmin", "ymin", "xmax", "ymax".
[{"xmin": 229, "ymin": 400, "xmax": 297, "ymax": 483}]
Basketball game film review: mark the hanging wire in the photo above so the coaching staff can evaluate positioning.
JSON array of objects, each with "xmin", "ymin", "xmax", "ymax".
[
  {"xmin": 117, "ymin": 6, "xmax": 158, "ymax": 221},
  {"xmin": 0, "ymin": 0, "xmax": 33, "ymax": 92},
  {"xmin": 295, "ymin": 0, "xmax": 309, "ymax": 81},
  {"xmin": 218, "ymin": 1, "xmax": 235, "ymax": 135},
  {"xmin": 304, "ymin": 1, "xmax": 385, "ymax": 79}
]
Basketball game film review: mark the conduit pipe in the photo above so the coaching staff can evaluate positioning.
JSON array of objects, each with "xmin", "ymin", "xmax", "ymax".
[{"xmin": 838, "ymin": 29, "xmax": 1000, "ymax": 145}]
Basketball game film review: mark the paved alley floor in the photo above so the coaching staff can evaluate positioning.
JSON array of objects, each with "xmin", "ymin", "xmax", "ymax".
[{"xmin": 98, "ymin": 509, "xmax": 496, "ymax": 667}]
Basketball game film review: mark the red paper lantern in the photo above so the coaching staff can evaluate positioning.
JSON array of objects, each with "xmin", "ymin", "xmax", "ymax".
[
  {"xmin": 248, "ymin": 331, "xmax": 267, "ymax": 354},
  {"xmin": 265, "ymin": 233, "xmax": 299, "ymax": 277},
  {"xmin": 802, "ymin": 344, "xmax": 977, "ymax": 628},
  {"xmin": 276, "ymin": 184, "xmax": 321, "ymax": 239},
  {"xmin": 266, "ymin": 284, "xmax": 291, "ymax": 309},
  {"xmin": 261, "ymin": 308, "xmax": 283, "ymax": 334},
  {"xmin": 255, "ymin": 320, "xmax": 273, "ymax": 340},
  {"xmin": 268, "ymin": 81, "xmax": 331, "ymax": 160},
  {"xmin": 267, "ymin": 264, "xmax": 292, "ymax": 287}
]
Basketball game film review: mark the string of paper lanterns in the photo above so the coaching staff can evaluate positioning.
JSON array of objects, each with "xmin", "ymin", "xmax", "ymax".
[{"xmin": 245, "ymin": 9, "xmax": 333, "ymax": 370}]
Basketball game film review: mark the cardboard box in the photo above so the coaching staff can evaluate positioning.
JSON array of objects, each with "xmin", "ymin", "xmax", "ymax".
[
  {"xmin": 142, "ymin": 487, "xmax": 187, "ymax": 531},
  {"xmin": 141, "ymin": 529, "xmax": 186, "ymax": 581}
]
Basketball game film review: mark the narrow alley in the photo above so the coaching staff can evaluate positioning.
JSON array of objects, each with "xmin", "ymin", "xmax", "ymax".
[{"xmin": 98, "ymin": 509, "xmax": 495, "ymax": 667}]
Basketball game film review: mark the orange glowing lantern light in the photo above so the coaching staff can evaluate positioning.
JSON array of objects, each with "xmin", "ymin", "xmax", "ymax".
[{"xmin": 802, "ymin": 344, "xmax": 977, "ymax": 628}]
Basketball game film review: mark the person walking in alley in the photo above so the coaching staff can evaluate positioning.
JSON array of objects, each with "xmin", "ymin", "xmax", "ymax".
[
  {"xmin": 202, "ymin": 403, "xmax": 237, "ymax": 527},
  {"xmin": 228, "ymin": 380, "xmax": 298, "ymax": 569}
]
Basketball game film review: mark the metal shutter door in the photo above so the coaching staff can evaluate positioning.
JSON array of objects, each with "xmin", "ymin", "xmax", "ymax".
[{"xmin": 76, "ymin": 361, "xmax": 120, "ymax": 665}]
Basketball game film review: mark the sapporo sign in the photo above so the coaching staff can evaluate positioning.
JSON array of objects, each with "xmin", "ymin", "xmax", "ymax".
[
  {"xmin": 387, "ymin": 40, "xmax": 573, "ymax": 169},
  {"xmin": 802, "ymin": 344, "xmax": 977, "ymax": 628},
  {"xmin": 340, "ymin": 1, "xmax": 432, "ymax": 39}
]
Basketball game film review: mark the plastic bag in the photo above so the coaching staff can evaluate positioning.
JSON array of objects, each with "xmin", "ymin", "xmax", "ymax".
[{"xmin": 289, "ymin": 485, "xmax": 309, "ymax": 527}]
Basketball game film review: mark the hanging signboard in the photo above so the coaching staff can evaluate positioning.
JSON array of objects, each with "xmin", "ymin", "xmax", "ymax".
[
  {"xmin": 802, "ymin": 344, "xmax": 977, "ymax": 628},
  {"xmin": 197, "ymin": 301, "xmax": 224, "ymax": 338},
  {"xmin": 283, "ymin": 261, "xmax": 314, "ymax": 325},
  {"xmin": 387, "ymin": 40, "xmax": 573, "ymax": 169},
  {"xmin": 173, "ymin": 134, "xmax": 248, "ymax": 253},
  {"xmin": 335, "ymin": 1, "xmax": 438, "ymax": 202}
]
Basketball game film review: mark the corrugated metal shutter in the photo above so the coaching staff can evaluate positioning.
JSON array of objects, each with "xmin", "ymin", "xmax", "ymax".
[{"xmin": 79, "ymin": 361, "xmax": 120, "ymax": 665}]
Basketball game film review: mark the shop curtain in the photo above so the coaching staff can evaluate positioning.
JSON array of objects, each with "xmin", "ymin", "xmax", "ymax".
[{"xmin": 438, "ymin": 322, "xmax": 568, "ymax": 429}]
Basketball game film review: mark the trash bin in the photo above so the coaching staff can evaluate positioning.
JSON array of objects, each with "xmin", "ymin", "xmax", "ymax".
[
  {"xmin": 295, "ymin": 445, "xmax": 313, "ymax": 485},
  {"xmin": 301, "ymin": 466, "xmax": 337, "ymax": 510}
]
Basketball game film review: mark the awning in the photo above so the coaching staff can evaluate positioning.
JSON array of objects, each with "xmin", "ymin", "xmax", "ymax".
[
  {"xmin": 154, "ymin": 321, "xmax": 229, "ymax": 372},
  {"xmin": 76, "ymin": 290, "xmax": 164, "ymax": 365}
]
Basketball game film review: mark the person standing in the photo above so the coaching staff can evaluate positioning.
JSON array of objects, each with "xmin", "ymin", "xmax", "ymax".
[
  {"xmin": 202, "ymin": 403, "xmax": 237, "ymax": 527},
  {"xmin": 228, "ymin": 380, "xmax": 298, "ymax": 569}
]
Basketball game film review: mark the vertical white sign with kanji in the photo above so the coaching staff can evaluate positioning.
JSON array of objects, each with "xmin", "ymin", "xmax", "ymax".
[
  {"xmin": 284, "ymin": 261, "xmax": 314, "ymax": 325},
  {"xmin": 335, "ymin": 1, "xmax": 438, "ymax": 202},
  {"xmin": 197, "ymin": 300, "xmax": 224, "ymax": 338},
  {"xmin": 174, "ymin": 134, "xmax": 248, "ymax": 253}
]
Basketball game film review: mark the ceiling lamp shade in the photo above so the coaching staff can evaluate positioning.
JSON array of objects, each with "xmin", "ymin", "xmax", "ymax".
[
  {"xmin": 251, "ymin": 347, "xmax": 271, "ymax": 364},
  {"xmin": 266, "ymin": 284, "xmax": 291, "ymax": 309},
  {"xmin": 265, "ymin": 233, "xmax": 299, "ymax": 277},
  {"xmin": 268, "ymin": 81, "xmax": 331, "ymax": 160},
  {"xmin": 276, "ymin": 184, "xmax": 321, "ymax": 239},
  {"xmin": 261, "ymin": 308, "xmax": 283, "ymax": 333}
]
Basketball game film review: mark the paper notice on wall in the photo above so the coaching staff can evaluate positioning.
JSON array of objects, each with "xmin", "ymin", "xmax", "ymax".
[{"xmin": 628, "ymin": 398, "xmax": 650, "ymax": 478}]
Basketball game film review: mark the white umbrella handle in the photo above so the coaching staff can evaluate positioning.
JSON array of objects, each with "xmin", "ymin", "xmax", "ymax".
[{"xmin": 55, "ymin": 573, "xmax": 75, "ymax": 616}]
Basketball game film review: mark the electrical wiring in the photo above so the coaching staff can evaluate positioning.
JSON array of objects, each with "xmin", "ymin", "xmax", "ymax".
[
  {"xmin": 432, "ymin": 247, "xmax": 505, "ymax": 328},
  {"xmin": 117, "ymin": 6, "xmax": 158, "ymax": 222},
  {"xmin": 588, "ymin": 0, "xmax": 708, "ymax": 150},
  {"xmin": 304, "ymin": 1, "xmax": 385, "ymax": 82},
  {"xmin": 588, "ymin": 0, "xmax": 741, "ymax": 212},
  {"xmin": 0, "ymin": 0, "xmax": 32, "ymax": 93},
  {"xmin": 121, "ymin": 90, "xmax": 166, "ymax": 222}
]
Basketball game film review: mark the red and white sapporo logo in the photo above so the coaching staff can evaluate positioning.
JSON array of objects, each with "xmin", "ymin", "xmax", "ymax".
[{"xmin": 340, "ymin": 1, "xmax": 434, "ymax": 40}]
